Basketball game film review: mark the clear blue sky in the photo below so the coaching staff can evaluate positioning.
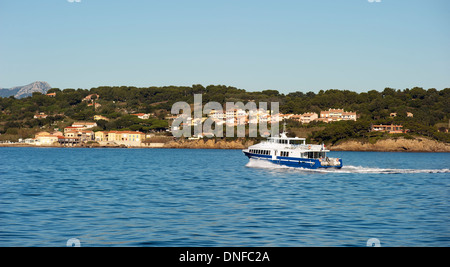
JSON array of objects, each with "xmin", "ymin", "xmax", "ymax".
[{"xmin": 0, "ymin": 0, "xmax": 449, "ymax": 93}]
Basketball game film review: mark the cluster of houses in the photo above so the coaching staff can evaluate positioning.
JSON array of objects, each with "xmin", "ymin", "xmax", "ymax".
[
  {"xmin": 30, "ymin": 121, "xmax": 146, "ymax": 147},
  {"xmin": 169, "ymin": 108, "xmax": 416, "ymax": 137},
  {"xmin": 369, "ymin": 112, "xmax": 414, "ymax": 134},
  {"xmin": 170, "ymin": 108, "xmax": 358, "ymax": 128},
  {"xmin": 94, "ymin": 130, "xmax": 145, "ymax": 146},
  {"xmin": 287, "ymin": 109, "xmax": 358, "ymax": 124},
  {"xmin": 27, "ymin": 94, "xmax": 157, "ymax": 145},
  {"xmin": 370, "ymin": 124, "xmax": 407, "ymax": 134},
  {"xmin": 26, "ymin": 104, "xmax": 414, "ymax": 145}
]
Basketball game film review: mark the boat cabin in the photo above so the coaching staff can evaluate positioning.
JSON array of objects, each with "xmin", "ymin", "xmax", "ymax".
[{"xmin": 265, "ymin": 135, "xmax": 306, "ymax": 145}]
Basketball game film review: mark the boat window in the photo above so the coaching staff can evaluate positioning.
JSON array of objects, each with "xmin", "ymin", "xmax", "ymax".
[
  {"xmin": 290, "ymin": 140, "xmax": 302, "ymax": 145},
  {"xmin": 305, "ymin": 152, "xmax": 326, "ymax": 159}
]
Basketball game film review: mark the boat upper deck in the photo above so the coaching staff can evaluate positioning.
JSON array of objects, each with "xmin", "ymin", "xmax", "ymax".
[
  {"xmin": 248, "ymin": 133, "xmax": 328, "ymax": 152},
  {"xmin": 265, "ymin": 135, "xmax": 306, "ymax": 145}
]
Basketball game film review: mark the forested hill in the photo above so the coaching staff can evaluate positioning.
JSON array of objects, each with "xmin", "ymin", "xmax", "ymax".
[{"xmin": 0, "ymin": 84, "xmax": 449, "ymax": 143}]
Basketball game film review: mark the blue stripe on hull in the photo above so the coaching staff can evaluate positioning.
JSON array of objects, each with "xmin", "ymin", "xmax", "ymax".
[{"xmin": 243, "ymin": 152, "xmax": 343, "ymax": 169}]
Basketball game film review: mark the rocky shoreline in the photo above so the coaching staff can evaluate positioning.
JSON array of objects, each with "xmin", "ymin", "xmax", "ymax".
[
  {"xmin": 164, "ymin": 137, "xmax": 450, "ymax": 152},
  {"xmin": 1, "ymin": 137, "xmax": 449, "ymax": 152},
  {"xmin": 163, "ymin": 139, "xmax": 255, "ymax": 149},
  {"xmin": 330, "ymin": 137, "xmax": 450, "ymax": 152}
]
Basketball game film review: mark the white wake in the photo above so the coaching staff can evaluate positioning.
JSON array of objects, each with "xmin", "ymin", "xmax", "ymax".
[{"xmin": 245, "ymin": 159, "xmax": 450, "ymax": 174}]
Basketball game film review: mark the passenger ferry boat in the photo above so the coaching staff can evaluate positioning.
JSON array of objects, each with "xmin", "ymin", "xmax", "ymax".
[{"xmin": 243, "ymin": 130, "xmax": 343, "ymax": 169}]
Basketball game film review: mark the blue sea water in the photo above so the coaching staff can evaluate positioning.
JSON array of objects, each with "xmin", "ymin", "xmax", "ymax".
[{"xmin": 0, "ymin": 147, "xmax": 449, "ymax": 247}]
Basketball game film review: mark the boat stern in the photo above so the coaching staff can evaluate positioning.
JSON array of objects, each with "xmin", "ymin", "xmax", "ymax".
[{"xmin": 319, "ymin": 157, "xmax": 343, "ymax": 169}]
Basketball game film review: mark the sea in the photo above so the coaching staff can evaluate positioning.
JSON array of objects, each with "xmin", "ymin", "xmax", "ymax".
[{"xmin": 0, "ymin": 147, "xmax": 449, "ymax": 247}]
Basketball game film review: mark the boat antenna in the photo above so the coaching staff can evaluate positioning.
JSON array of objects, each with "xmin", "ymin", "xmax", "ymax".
[{"xmin": 283, "ymin": 121, "xmax": 286, "ymax": 134}]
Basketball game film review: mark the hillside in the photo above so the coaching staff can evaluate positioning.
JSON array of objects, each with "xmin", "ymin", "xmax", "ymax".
[{"xmin": 0, "ymin": 84, "xmax": 449, "ymax": 147}]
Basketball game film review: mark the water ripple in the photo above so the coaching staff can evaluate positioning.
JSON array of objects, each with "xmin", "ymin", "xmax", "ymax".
[{"xmin": 0, "ymin": 148, "xmax": 449, "ymax": 246}]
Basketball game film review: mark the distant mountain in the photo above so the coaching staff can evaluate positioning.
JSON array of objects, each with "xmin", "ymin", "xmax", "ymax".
[
  {"xmin": 0, "ymin": 87, "xmax": 20, "ymax": 98},
  {"xmin": 0, "ymin": 81, "xmax": 52, "ymax": 98}
]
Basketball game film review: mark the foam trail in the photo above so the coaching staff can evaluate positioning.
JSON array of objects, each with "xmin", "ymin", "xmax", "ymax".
[
  {"xmin": 245, "ymin": 158, "xmax": 286, "ymax": 169},
  {"xmin": 245, "ymin": 159, "xmax": 450, "ymax": 174},
  {"xmin": 326, "ymin": 166, "xmax": 450, "ymax": 174}
]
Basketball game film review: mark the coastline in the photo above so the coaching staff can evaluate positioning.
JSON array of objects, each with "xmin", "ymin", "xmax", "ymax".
[
  {"xmin": 330, "ymin": 137, "xmax": 450, "ymax": 153},
  {"xmin": 1, "ymin": 137, "xmax": 449, "ymax": 152}
]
